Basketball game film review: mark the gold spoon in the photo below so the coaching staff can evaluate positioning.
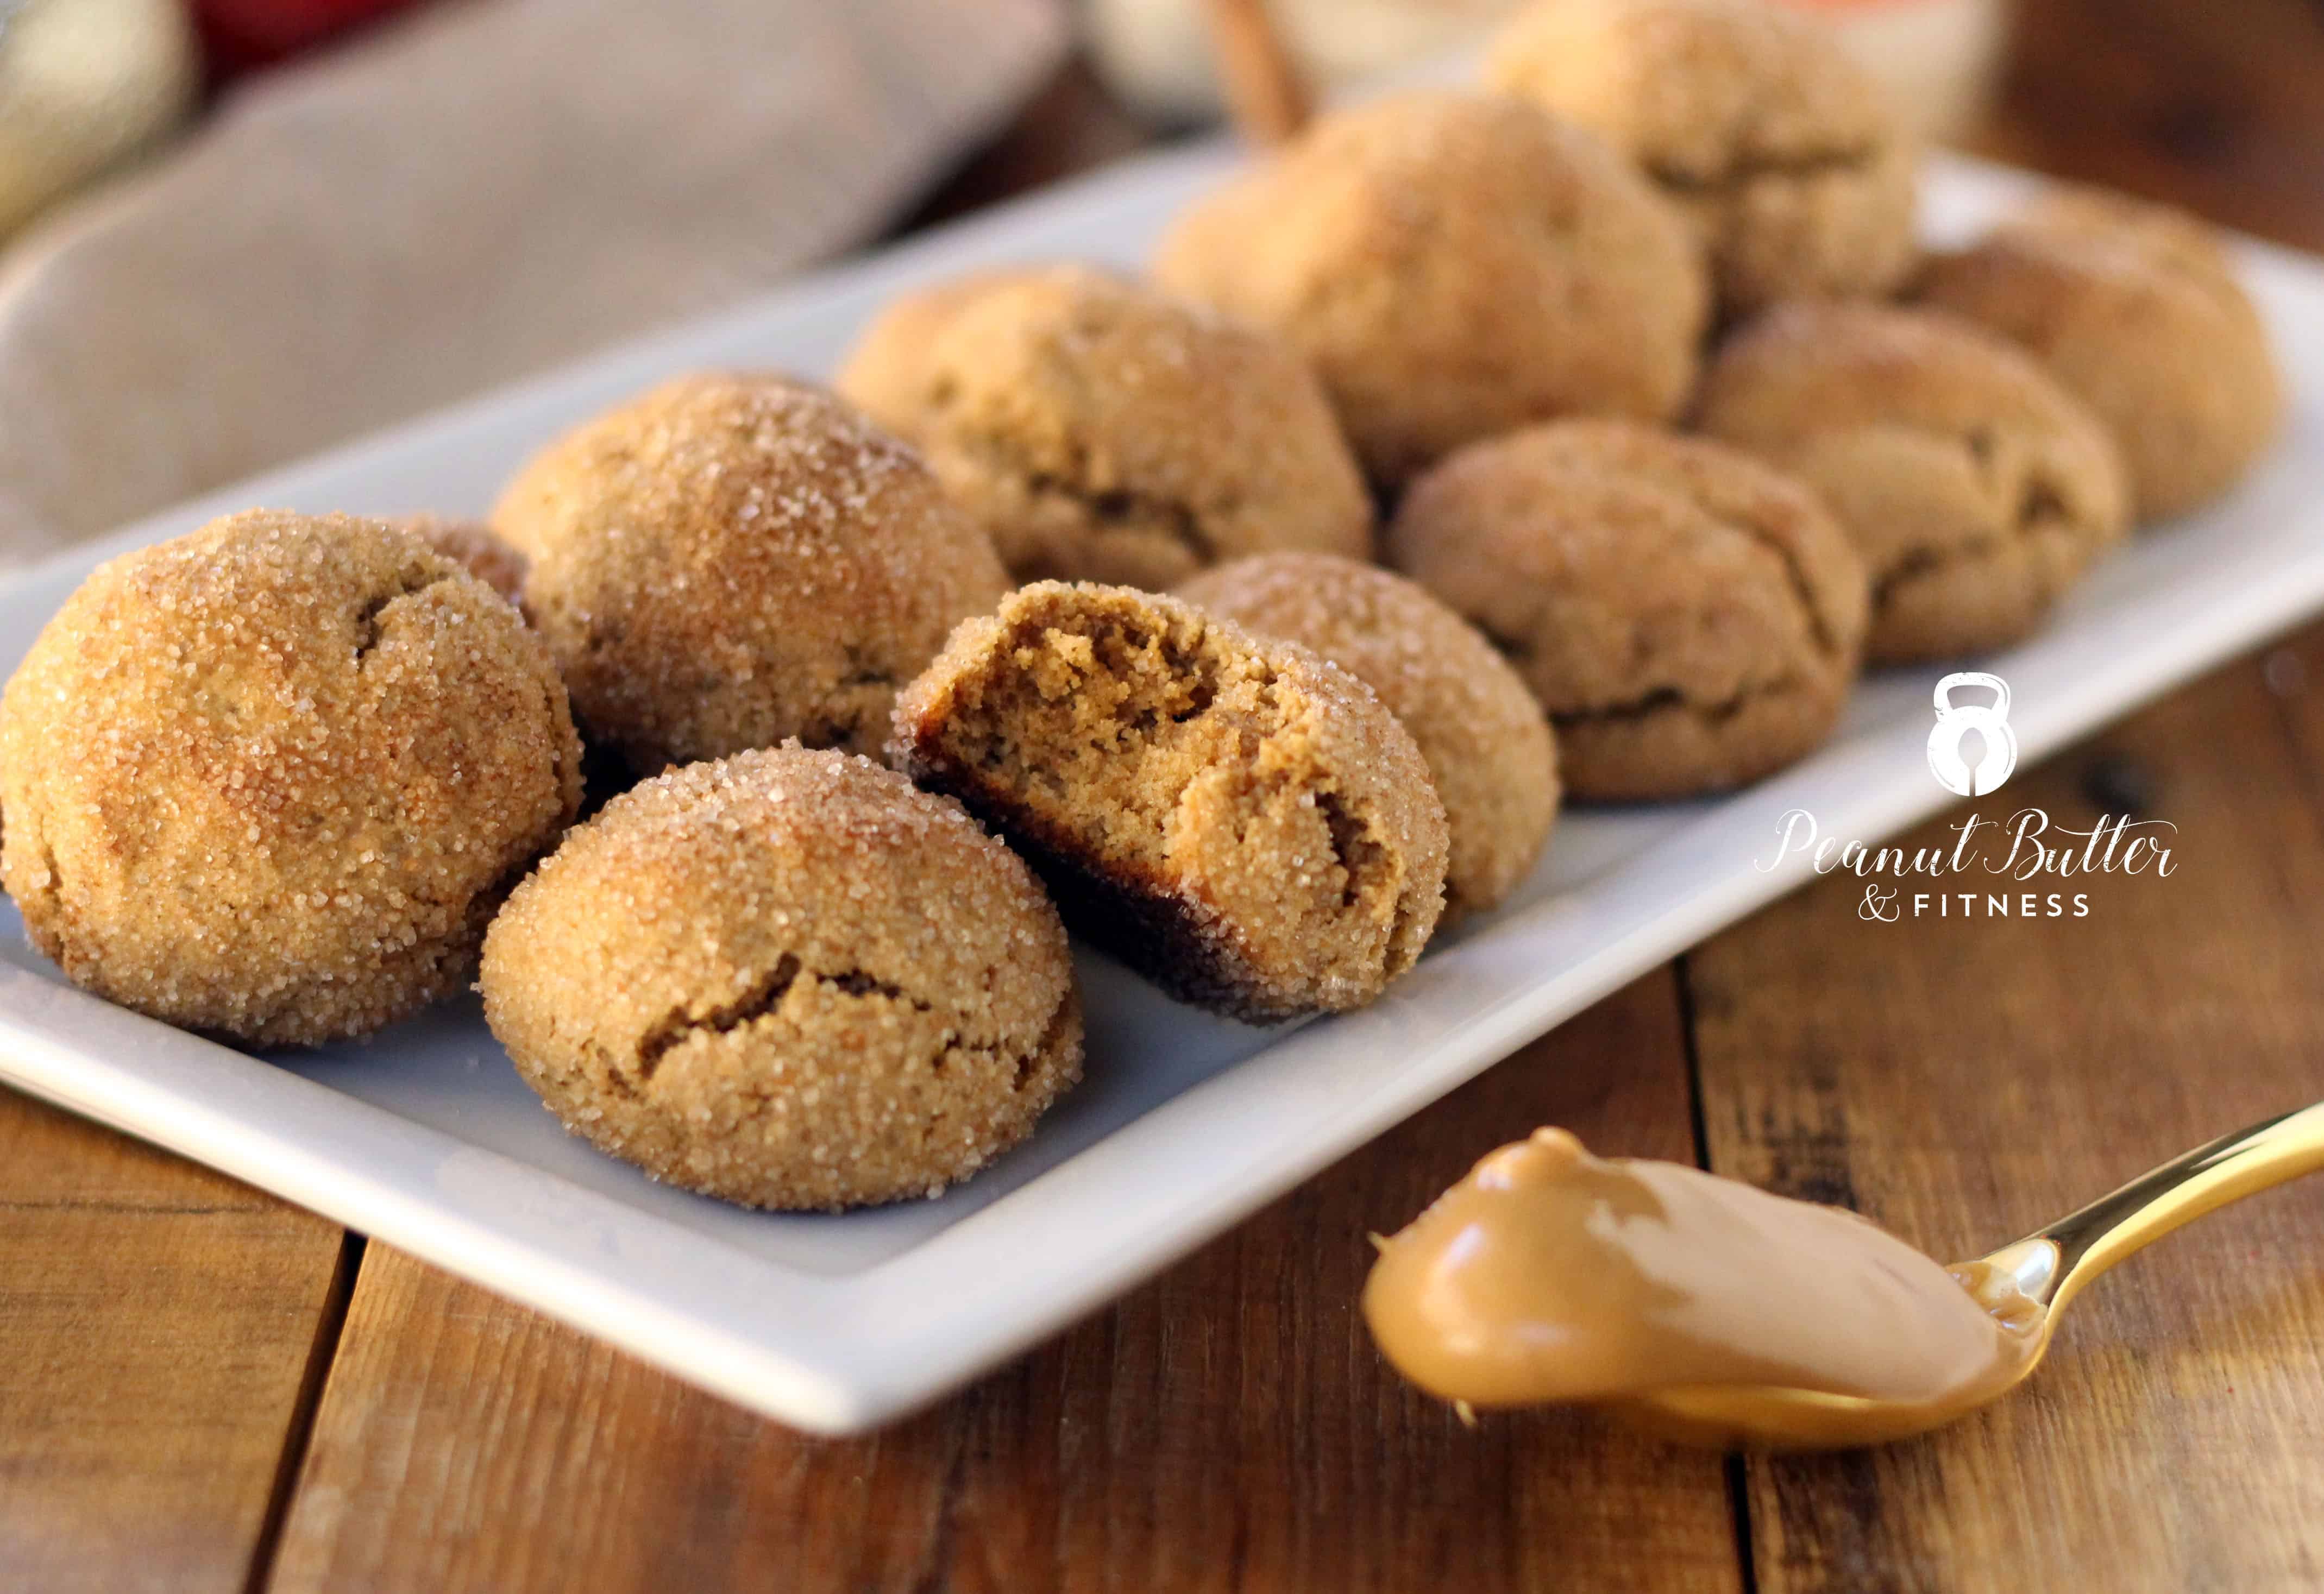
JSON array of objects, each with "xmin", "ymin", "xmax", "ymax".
[{"xmin": 1605, "ymin": 1100, "xmax": 2324, "ymax": 1450}]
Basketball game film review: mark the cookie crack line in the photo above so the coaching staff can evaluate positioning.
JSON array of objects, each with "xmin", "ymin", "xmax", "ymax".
[
  {"xmin": 1601, "ymin": 461, "xmax": 1848, "ymax": 661},
  {"xmin": 1725, "ymin": 514, "xmax": 1844, "ymax": 660},
  {"xmin": 1315, "ymin": 789, "xmax": 1386, "ymax": 909},
  {"xmin": 28, "ymin": 832, "xmax": 67, "ymax": 924},
  {"xmin": 1026, "ymin": 469, "xmax": 1219, "ymax": 564},
  {"xmin": 1867, "ymin": 456, "xmax": 2082, "ymax": 610},
  {"xmin": 1647, "ymin": 143, "xmax": 1880, "ymax": 196},
  {"xmin": 351, "ymin": 569, "xmax": 455, "ymax": 662},
  {"xmin": 959, "ymin": 418, "xmax": 1222, "ymax": 565},
  {"xmin": 835, "ymin": 640, "xmax": 897, "ymax": 692},
  {"xmin": 1460, "ymin": 507, "xmax": 1841, "ymax": 678},
  {"xmin": 635, "ymin": 957, "xmax": 940, "ymax": 1074},
  {"xmin": 919, "ymin": 993, "xmax": 1076, "ymax": 1091},
  {"xmin": 1553, "ymin": 673, "xmax": 1810, "ymax": 731}
]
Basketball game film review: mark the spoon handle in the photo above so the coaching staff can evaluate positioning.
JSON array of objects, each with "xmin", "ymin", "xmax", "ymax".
[{"xmin": 2028, "ymin": 1100, "xmax": 2324, "ymax": 1313}]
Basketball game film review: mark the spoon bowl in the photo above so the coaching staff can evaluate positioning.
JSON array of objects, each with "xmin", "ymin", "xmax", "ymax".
[{"xmin": 1603, "ymin": 1101, "xmax": 2324, "ymax": 1450}]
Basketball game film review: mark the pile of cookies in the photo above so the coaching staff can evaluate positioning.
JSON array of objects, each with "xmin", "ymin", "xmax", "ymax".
[{"xmin": 0, "ymin": 0, "xmax": 2284, "ymax": 1213}]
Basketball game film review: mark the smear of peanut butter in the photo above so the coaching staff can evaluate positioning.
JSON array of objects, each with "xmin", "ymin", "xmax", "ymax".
[{"xmin": 1362, "ymin": 1128, "xmax": 2043, "ymax": 1422}]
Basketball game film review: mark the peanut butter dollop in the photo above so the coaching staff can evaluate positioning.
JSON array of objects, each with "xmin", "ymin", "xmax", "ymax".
[{"xmin": 1363, "ymin": 1128, "xmax": 2042, "ymax": 1414}]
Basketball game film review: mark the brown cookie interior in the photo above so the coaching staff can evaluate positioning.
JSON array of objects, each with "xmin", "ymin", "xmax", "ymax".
[{"xmin": 893, "ymin": 590, "xmax": 1441, "ymax": 1023}]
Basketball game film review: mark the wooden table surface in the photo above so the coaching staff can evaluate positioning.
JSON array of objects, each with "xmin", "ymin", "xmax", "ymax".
[{"xmin": 8, "ymin": 2, "xmax": 2324, "ymax": 1589}]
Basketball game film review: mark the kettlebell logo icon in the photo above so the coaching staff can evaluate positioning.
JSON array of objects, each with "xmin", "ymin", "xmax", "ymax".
[{"xmin": 1928, "ymin": 672, "xmax": 2017, "ymax": 797}]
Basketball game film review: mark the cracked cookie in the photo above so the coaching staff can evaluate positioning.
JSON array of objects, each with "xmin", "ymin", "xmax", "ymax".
[
  {"xmin": 1695, "ymin": 303, "xmax": 2129, "ymax": 664},
  {"xmin": 0, "ymin": 510, "xmax": 583, "ymax": 1045},
  {"xmin": 888, "ymin": 582, "xmax": 1448, "ymax": 1023},
  {"xmin": 1487, "ymin": 0, "xmax": 1916, "ymax": 317},
  {"xmin": 1386, "ymin": 421, "xmax": 1867, "ymax": 799},
  {"xmin": 496, "ymin": 374, "xmax": 1010, "ymax": 774},
  {"xmin": 1177, "ymin": 553, "xmax": 1558, "ymax": 923},
  {"xmin": 481, "ymin": 746, "xmax": 1081, "ymax": 1211},
  {"xmin": 1152, "ymin": 91, "xmax": 1707, "ymax": 489},
  {"xmin": 837, "ymin": 267, "xmax": 1372, "ymax": 589},
  {"xmin": 1915, "ymin": 186, "xmax": 2284, "ymax": 522}
]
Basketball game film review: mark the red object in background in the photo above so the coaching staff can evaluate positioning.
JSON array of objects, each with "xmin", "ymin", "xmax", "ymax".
[{"xmin": 193, "ymin": 0, "xmax": 425, "ymax": 77}]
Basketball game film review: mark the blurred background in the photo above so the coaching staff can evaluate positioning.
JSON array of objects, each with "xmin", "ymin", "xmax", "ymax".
[{"xmin": 1, "ymin": 0, "xmax": 2319, "ymax": 567}]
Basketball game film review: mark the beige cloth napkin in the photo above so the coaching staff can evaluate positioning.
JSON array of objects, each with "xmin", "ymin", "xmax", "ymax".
[{"xmin": 0, "ymin": 0, "xmax": 1067, "ymax": 569}]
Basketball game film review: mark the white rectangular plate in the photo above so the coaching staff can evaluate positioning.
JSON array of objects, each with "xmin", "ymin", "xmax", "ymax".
[{"xmin": 4, "ymin": 143, "xmax": 2323, "ymax": 1434}]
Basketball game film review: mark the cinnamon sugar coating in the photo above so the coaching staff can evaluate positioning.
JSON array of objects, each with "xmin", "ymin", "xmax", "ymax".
[
  {"xmin": 1153, "ymin": 91, "xmax": 1707, "ymax": 488},
  {"xmin": 1694, "ymin": 303, "xmax": 2129, "ymax": 664},
  {"xmin": 1488, "ymin": 0, "xmax": 1916, "ymax": 316},
  {"xmin": 889, "ymin": 582, "xmax": 1448, "ymax": 1024},
  {"xmin": 839, "ymin": 267, "xmax": 1372, "ymax": 589},
  {"xmin": 1178, "ymin": 553, "xmax": 1557, "ymax": 921},
  {"xmin": 1387, "ymin": 421, "xmax": 1867, "ymax": 799},
  {"xmin": 480, "ymin": 746, "xmax": 1082, "ymax": 1212},
  {"xmin": 495, "ymin": 374, "xmax": 1009, "ymax": 773},
  {"xmin": 1915, "ymin": 187, "xmax": 2284, "ymax": 521},
  {"xmin": 0, "ymin": 511, "xmax": 583, "ymax": 1045}
]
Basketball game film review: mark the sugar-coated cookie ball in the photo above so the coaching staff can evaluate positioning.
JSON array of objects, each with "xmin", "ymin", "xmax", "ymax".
[
  {"xmin": 480, "ymin": 747, "xmax": 1083, "ymax": 1211},
  {"xmin": 1695, "ymin": 303, "xmax": 2129, "ymax": 664},
  {"xmin": 495, "ymin": 374, "xmax": 1009, "ymax": 773},
  {"xmin": 1387, "ymin": 421, "xmax": 1867, "ymax": 799},
  {"xmin": 890, "ymin": 582, "xmax": 1448, "ymax": 1024},
  {"xmin": 1915, "ymin": 187, "xmax": 2284, "ymax": 521},
  {"xmin": 839, "ymin": 267, "xmax": 1372, "ymax": 590},
  {"xmin": 1178, "ymin": 553, "xmax": 1557, "ymax": 921},
  {"xmin": 0, "ymin": 511, "xmax": 582, "ymax": 1045},
  {"xmin": 1154, "ymin": 91, "xmax": 1707, "ymax": 488},
  {"xmin": 1488, "ymin": 0, "xmax": 1916, "ymax": 316}
]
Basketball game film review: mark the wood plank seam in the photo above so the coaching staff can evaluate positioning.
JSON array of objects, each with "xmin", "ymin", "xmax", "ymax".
[
  {"xmin": 243, "ymin": 1232, "xmax": 368, "ymax": 1594},
  {"xmin": 1676, "ymin": 953, "xmax": 1766, "ymax": 1594}
]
